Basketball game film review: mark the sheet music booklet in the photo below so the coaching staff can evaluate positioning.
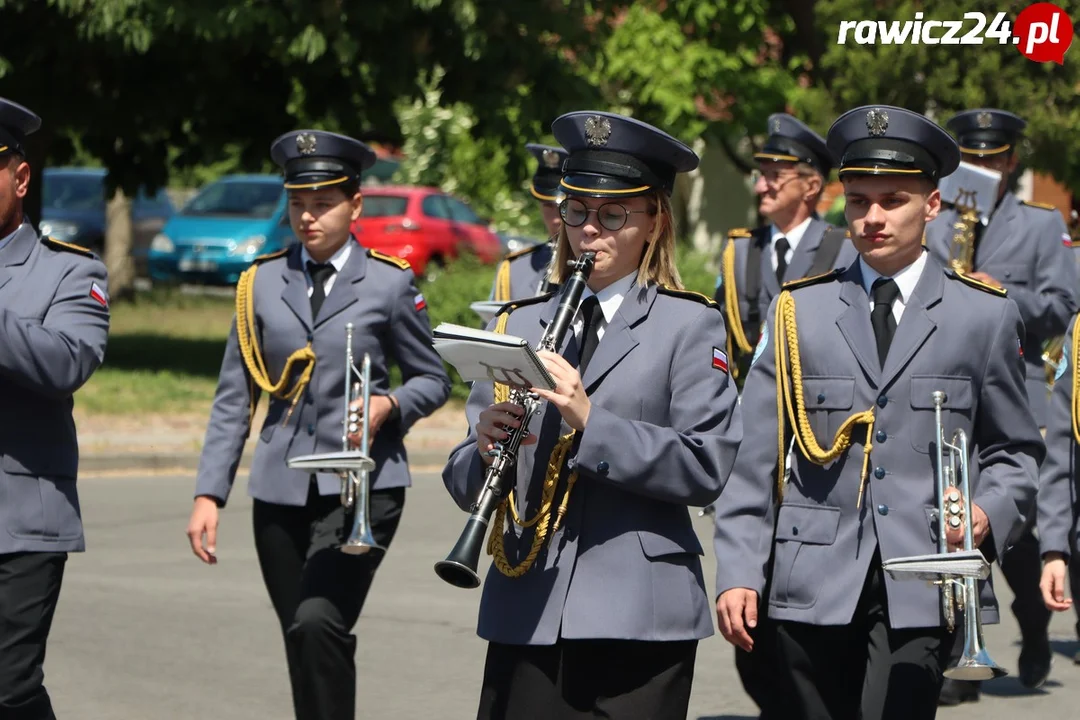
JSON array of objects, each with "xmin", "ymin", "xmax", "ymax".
[
  {"xmin": 432, "ymin": 322, "xmax": 556, "ymax": 390},
  {"xmin": 938, "ymin": 161, "xmax": 1001, "ymax": 223}
]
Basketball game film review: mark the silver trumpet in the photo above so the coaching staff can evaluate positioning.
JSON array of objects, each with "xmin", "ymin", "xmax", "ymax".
[
  {"xmin": 286, "ymin": 322, "xmax": 385, "ymax": 556},
  {"xmin": 882, "ymin": 390, "xmax": 1006, "ymax": 681}
]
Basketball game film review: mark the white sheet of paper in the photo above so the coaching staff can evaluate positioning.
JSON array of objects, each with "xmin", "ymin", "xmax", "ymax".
[
  {"xmin": 938, "ymin": 161, "xmax": 1001, "ymax": 222},
  {"xmin": 432, "ymin": 323, "xmax": 556, "ymax": 390}
]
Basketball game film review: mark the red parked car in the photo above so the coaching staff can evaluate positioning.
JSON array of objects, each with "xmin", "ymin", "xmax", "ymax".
[{"xmin": 352, "ymin": 185, "xmax": 503, "ymax": 278}]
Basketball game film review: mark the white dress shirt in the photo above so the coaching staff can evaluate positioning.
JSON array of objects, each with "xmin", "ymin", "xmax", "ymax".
[
  {"xmin": 301, "ymin": 241, "xmax": 353, "ymax": 297},
  {"xmin": 573, "ymin": 270, "xmax": 637, "ymax": 344},
  {"xmin": 769, "ymin": 215, "xmax": 814, "ymax": 272},
  {"xmin": 858, "ymin": 248, "xmax": 929, "ymax": 324}
]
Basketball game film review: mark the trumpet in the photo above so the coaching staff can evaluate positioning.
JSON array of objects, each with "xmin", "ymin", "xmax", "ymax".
[
  {"xmin": 286, "ymin": 322, "xmax": 385, "ymax": 556},
  {"xmin": 434, "ymin": 250, "xmax": 597, "ymax": 589},
  {"xmin": 882, "ymin": 390, "xmax": 1006, "ymax": 681}
]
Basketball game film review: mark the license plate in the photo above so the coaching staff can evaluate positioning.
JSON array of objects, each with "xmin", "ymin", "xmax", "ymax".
[{"xmin": 179, "ymin": 259, "xmax": 218, "ymax": 272}]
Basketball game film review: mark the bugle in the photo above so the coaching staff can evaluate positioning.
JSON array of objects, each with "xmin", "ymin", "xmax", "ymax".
[
  {"xmin": 883, "ymin": 390, "xmax": 1005, "ymax": 681},
  {"xmin": 286, "ymin": 322, "xmax": 385, "ymax": 556},
  {"xmin": 434, "ymin": 251, "xmax": 597, "ymax": 589}
]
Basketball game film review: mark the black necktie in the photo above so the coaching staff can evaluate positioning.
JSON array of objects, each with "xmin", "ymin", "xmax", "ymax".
[
  {"xmin": 774, "ymin": 236, "xmax": 790, "ymax": 284},
  {"xmin": 577, "ymin": 296, "xmax": 602, "ymax": 375},
  {"xmin": 870, "ymin": 278, "xmax": 900, "ymax": 368},
  {"xmin": 307, "ymin": 261, "xmax": 335, "ymax": 318}
]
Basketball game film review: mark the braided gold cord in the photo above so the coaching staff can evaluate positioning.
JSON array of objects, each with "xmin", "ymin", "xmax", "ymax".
[
  {"xmin": 722, "ymin": 241, "xmax": 754, "ymax": 357},
  {"xmin": 494, "ymin": 260, "xmax": 511, "ymax": 303},
  {"xmin": 485, "ymin": 311, "xmax": 578, "ymax": 578},
  {"xmin": 235, "ymin": 265, "xmax": 317, "ymax": 426},
  {"xmin": 774, "ymin": 291, "xmax": 876, "ymax": 508},
  {"xmin": 1071, "ymin": 316, "xmax": 1080, "ymax": 445}
]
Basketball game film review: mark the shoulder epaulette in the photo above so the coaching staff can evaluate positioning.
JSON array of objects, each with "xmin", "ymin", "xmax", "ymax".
[
  {"xmin": 1021, "ymin": 199, "xmax": 1057, "ymax": 211},
  {"xmin": 782, "ymin": 268, "xmax": 843, "ymax": 291},
  {"xmin": 657, "ymin": 286, "xmax": 719, "ymax": 308},
  {"xmin": 505, "ymin": 242, "xmax": 548, "ymax": 261},
  {"xmin": 948, "ymin": 269, "xmax": 1008, "ymax": 297},
  {"xmin": 368, "ymin": 249, "xmax": 411, "ymax": 270},
  {"xmin": 42, "ymin": 236, "xmax": 95, "ymax": 258},
  {"xmin": 727, "ymin": 227, "xmax": 753, "ymax": 239},
  {"xmin": 253, "ymin": 247, "xmax": 289, "ymax": 264},
  {"xmin": 497, "ymin": 290, "xmax": 556, "ymax": 317}
]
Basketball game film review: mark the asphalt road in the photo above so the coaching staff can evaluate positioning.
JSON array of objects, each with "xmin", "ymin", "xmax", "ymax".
[{"xmin": 44, "ymin": 471, "xmax": 1080, "ymax": 719}]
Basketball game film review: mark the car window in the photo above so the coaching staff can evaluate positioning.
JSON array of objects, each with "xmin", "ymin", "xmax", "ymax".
[
  {"xmin": 363, "ymin": 195, "xmax": 409, "ymax": 217},
  {"xmin": 133, "ymin": 188, "xmax": 174, "ymax": 215},
  {"xmin": 421, "ymin": 195, "xmax": 451, "ymax": 220},
  {"xmin": 181, "ymin": 180, "xmax": 283, "ymax": 219},
  {"xmin": 444, "ymin": 197, "xmax": 481, "ymax": 224},
  {"xmin": 42, "ymin": 174, "xmax": 104, "ymax": 212}
]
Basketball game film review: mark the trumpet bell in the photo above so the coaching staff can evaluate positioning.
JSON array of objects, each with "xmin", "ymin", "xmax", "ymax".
[
  {"xmin": 944, "ymin": 652, "xmax": 1008, "ymax": 681},
  {"xmin": 287, "ymin": 450, "xmax": 376, "ymax": 474},
  {"xmin": 341, "ymin": 533, "xmax": 386, "ymax": 556}
]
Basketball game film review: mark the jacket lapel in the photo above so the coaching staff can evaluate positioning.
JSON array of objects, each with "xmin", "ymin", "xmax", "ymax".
[
  {"xmin": 280, "ymin": 245, "xmax": 312, "ymax": 331},
  {"xmin": 758, "ymin": 226, "xmax": 782, "ymax": 298},
  {"xmin": 581, "ymin": 284, "xmax": 651, "ymax": 391},
  {"xmin": 879, "ymin": 256, "xmax": 943, "ymax": 389},
  {"xmin": 783, "ymin": 217, "xmax": 825, "ymax": 283},
  {"xmin": 313, "ymin": 245, "xmax": 367, "ymax": 328},
  {"xmin": 973, "ymin": 192, "xmax": 1017, "ymax": 266},
  {"xmin": 835, "ymin": 264, "xmax": 881, "ymax": 387},
  {"xmin": 0, "ymin": 223, "xmax": 37, "ymax": 293}
]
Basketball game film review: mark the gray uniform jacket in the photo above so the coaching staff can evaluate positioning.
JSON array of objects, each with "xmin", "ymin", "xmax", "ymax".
[
  {"xmin": 194, "ymin": 243, "xmax": 451, "ymax": 507},
  {"xmin": 443, "ymin": 284, "xmax": 743, "ymax": 645},
  {"xmin": 716, "ymin": 218, "xmax": 857, "ymax": 362},
  {"xmin": 489, "ymin": 242, "xmax": 554, "ymax": 303},
  {"xmin": 926, "ymin": 193, "xmax": 1078, "ymax": 426},
  {"xmin": 1037, "ymin": 313, "xmax": 1080, "ymax": 558},
  {"xmin": 0, "ymin": 223, "xmax": 110, "ymax": 553},
  {"xmin": 713, "ymin": 255, "xmax": 1043, "ymax": 630}
]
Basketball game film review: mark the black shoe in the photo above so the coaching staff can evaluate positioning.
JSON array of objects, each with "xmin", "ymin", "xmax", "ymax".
[
  {"xmin": 938, "ymin": 678, "xmax": 980, "ymax": 706},
  {"xmin": 1018, "ymin": 638, "xmax": 1052, "ymax": 688}
]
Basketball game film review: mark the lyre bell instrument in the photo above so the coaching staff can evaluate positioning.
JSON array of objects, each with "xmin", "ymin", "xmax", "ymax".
[
  {"xmin": 434, "ymin": 250, "xmax": 597, "ymax": 589},
  {"xmin": 286, "ymin": 322, "xmax": 385, "ymax": 556},
  {"xmin": 882, "ymin": 390, "xmax": 1006, "ymax": 682},
  {"xmin": 947, "ymin": 189, "xmax": 980, "ymax": 274}
]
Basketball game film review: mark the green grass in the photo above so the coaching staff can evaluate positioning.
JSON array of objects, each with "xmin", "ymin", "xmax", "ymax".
[{"xmin": 76, "ymin": 288, "xmax": 235, "ymax": 415}]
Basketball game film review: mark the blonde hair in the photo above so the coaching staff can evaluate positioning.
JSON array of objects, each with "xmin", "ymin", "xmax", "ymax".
[{"xmin": 549, "ymin": 191, "xmax": 682, "ymax": 289}]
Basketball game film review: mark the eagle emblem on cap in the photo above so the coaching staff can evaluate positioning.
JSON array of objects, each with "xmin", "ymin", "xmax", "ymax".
[
  {"xmin": 296, "ymin": 133, "xmax": 318, "ymax": 155},
  {"xmin": 542, "ymin": 149, "xmax": 561, "ymax": 168},
  {"xmin": 865, "ymin": 109, "xmax": 889, "ymax": 137},
  {"xmin": 976, "ymin": 111, "xmax": 993, "ymax": 129},
  {"xmin": 771, "ymin": 117, "xmax": 781, "ymax": 134},
  {"xmin": 584, "ymin": 115, "xmax": 612, "ymax": 147}
]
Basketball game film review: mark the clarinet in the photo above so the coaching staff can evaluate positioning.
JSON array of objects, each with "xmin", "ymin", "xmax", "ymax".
[{"xmin": 434, "ymin": 251, "xmax": 597, "ymax": 589}]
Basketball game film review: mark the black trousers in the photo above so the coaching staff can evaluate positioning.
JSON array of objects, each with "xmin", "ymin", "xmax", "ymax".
[
  {"xmin": 734, "ymin": 572, "xmax": 783, "ymax": 718},
  {"xmin": 478, "ymin": 638, "xmax": 697, "ymax": 720},
  {"xmin": 775, "ymin": 555, "xmax": 953, "ymax": 720},
  {"xmin": 253, "ymin": 481, "xmax": 405, "ymax": 720},
  {"xmin": 0, "ymin": 552, "xmax": 67, "ymax": 720}
]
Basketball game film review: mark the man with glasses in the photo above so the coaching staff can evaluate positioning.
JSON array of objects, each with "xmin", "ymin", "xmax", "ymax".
[
  {"xmin": 924, "ymin": 108, "xmax": 1079, "ymax": 704},
  {"xmin": 489, "ymin": 143, "xmax": 567, "ymax": 302},
  {"xmin": 715, "ymin": 114, "xmax": 857, "ymax": 383}
]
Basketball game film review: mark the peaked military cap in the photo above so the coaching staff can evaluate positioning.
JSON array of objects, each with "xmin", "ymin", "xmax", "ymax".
[
  {"xmin": 0, "ymin": 97, "xmax": 42, "ymax": 158},
  {"xmin": 827, "ymin": 105, "xmax": 960, "ymax": 183},
  {"xmin": 946, "ymin": 108, "xmax": 1026, "ymax": 157},
  {"xmin": 551, "ymin": 111, "xmax": 699, "ymax": 198},
  {"xmin": 755, "ymin": 113, "xmax": 834, "ymax": 175},
  {"xmin": 525, "ymin": 143, "xmax": 568, "ymax": 203},
  {"xmin": 270, "ymin": 130, "xmax": 377, "ymax": 191}
]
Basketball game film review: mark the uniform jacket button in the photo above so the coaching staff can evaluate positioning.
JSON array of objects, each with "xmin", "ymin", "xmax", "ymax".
[
  {"xmin": 307, "ymin": 424, "xmax": 315, "ymax": 435},
  {"xmin": 596, "ymin": 461, "xmax": 609, "ymax": 476},
  {"xmin": 877, "ymin": 395, "xmax": 888, "ymax": 408},
  {"xmin": 876, "ymin": 430, "xmax": 887, "ymax": 443},
  {"xmin": 874, "ymin": 466, "xmax": 886, "ymax": 479},
  {"xmin": 307, "ymin": 332, "xmax": 314, "ymax": 341},
  {"xmin": 877, "ymin": 504, "xmax": 889, "ymax": 516},
  {"xmin": 817, "ymin": 393, "xmax": 826, "ymax": 403}
]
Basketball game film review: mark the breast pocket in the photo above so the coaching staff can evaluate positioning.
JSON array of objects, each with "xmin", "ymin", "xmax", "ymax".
[
  {"xmin": 985, "ymin": 263, "xmax": 1029, "ymax": 287},
  {"xmin": 770, "ymin": 504, "xmax": 841, "ymax": 609},
  {"xmin": 801, "ymin": 377, "xmax": 855, "ymax": 446},
  {"xmin": 909, "ymin": 376, "xmax": 973, "ymax": 454}
]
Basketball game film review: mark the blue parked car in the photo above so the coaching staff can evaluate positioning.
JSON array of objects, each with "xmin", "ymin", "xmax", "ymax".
[
  {"xmin": 39, "ymin": 167, "xmax": 175, "ymax": 276},
  {"xmin": 147, "ymin": 174, "xmax": 296, "ymax": 285}
]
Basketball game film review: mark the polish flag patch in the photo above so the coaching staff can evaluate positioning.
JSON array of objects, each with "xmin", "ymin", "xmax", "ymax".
[
  {"xmin": 89, "ymin": 282, "xmax": 108, "ymax": 308},
  {"xmin": 414, "ymin": 293, "xmax": 427, "ymax": 312},
  {"xmin": 1063, "ymin": 233, "xmax": 1073, "ymax": 247},
  {"xmin": 1017, "ymin": 337, "xmax": 1024, "ymax": 358},
  {"xmin": 712, "ymin": 346, "xmax": 729, "ymax": 373}
]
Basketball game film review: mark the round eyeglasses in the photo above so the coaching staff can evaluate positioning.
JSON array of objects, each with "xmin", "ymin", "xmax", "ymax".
[{"xmin": 559, "ymin": 198, "xmax": 653, "ymax": 232}]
